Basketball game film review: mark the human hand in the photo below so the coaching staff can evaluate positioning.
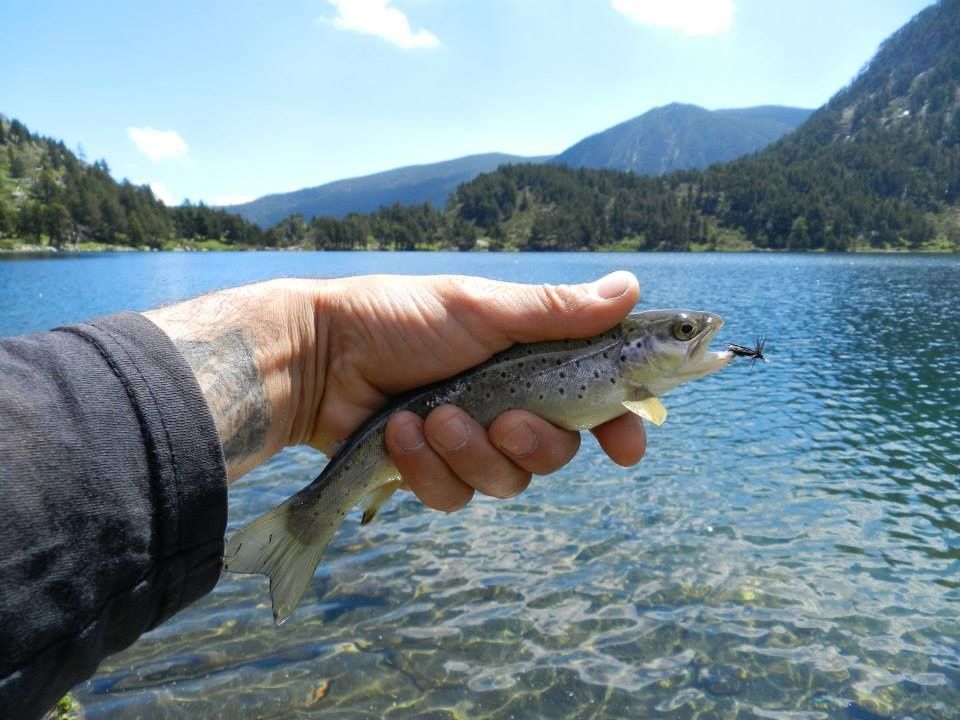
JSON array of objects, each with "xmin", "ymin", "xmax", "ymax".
[{"xmin": 145, "ymin": 272, "xmax": 646, "ymax": 506}]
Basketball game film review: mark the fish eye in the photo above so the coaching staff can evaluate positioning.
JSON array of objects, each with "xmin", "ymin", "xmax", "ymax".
[{"xmin": 672, "ymin": 319, "xmax": 699, "ymax": 341}]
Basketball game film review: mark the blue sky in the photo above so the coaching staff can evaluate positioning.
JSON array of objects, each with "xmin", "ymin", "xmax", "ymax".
[{"xmin": 2, "ymin": 0, "xmax": 935, "ymax": 207}]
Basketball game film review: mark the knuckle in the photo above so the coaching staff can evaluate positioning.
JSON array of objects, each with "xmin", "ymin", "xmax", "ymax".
[
  {"xmin": 538, "ymin": 283, "xmax": 582, "ymax": 316},
  {"xmin": 425, "ymin": 409, "xmax": 471, "ymax": 455}
]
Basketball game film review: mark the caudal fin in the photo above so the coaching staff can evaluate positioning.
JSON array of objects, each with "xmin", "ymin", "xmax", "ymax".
[{"xmin": 223, "ymin": 497, "xmax": 338, "ymax": 625}]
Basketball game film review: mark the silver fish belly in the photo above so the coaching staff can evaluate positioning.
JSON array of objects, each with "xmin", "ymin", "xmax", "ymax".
[{"xmin": 224, "ymin": 309, "xmax": 731, "ymax": 623}]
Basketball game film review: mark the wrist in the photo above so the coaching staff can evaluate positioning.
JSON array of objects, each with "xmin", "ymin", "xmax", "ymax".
[{"xmin": 146, "ymin": 278, "xmax": 327, "ymax": 481}]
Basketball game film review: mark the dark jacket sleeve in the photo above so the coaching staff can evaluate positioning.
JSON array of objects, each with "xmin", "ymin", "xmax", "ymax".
[{"xmin": 0, "ymin": 312, "xmax": 227, "ymax": 720}]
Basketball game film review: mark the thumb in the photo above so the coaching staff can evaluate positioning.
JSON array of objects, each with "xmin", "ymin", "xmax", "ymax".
[{"xmin": 460, "ymin": 271, "xmax": 640, "ymax": 346}]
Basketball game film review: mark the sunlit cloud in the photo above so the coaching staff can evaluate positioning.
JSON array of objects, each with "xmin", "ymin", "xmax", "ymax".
[
  {"xmin": 324, "ymin": 0, "xmax": 439, "ymax": 49},
  {"xmin": 147, "ymin": 181, "xmax": 175, "ymax": 206},
  {"xmin": 212, "ymin": 193, "xmax": 256, "ymax": 207},
  {"xmin": 612, "ymin": 0, "xmax": 734, "ymax": 36},
  {"xmin": 127, "ymin": 127, "xmax": 189, "ymax": 162}
]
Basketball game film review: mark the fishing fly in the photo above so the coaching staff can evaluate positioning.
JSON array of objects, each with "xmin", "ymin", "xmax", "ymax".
[{"xmin": 726, "ymin": 337, "xmax": 766, "ymax": 366}]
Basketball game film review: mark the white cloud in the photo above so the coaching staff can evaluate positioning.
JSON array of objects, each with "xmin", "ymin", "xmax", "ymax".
[
  {"xmin": 148, "ymin": 181, "xmax": 175, "ymax": 206},
  {"xmin": 612, "ymin": 0, "xmax": 734, "ymax": 36},
  {"xmin": 325, "ymin": 0, "xmax": 439, "ymax": 49},
  {"xmin": 127, "ymin": 127, "xmax": 189, "ymax": 162},
  {"xmin": 211, "ymin": 193, "xmax": 255, "ymax": 207}
]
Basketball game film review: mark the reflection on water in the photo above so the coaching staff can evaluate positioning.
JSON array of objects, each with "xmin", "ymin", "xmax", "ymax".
[{"xmin": 2, "ymin": 252, "xmax": 959, "ymax": 718}]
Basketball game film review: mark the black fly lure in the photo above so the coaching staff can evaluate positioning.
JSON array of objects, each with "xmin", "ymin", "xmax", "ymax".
[{"xmin": 726, "ymin": 337, "xmax": 767, "ymax": 366}]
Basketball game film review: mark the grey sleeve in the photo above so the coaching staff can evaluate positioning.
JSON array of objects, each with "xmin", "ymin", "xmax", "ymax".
[{"xmin": 0, "ymin": 312, "xmax": 227, "ymax": 720}]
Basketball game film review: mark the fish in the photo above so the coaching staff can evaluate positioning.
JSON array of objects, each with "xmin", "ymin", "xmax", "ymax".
[{"xmin": 224, "ymin": 309, "xmax": 733, "ymax": 624}]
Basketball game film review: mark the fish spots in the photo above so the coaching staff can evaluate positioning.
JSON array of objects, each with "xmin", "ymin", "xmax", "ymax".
[
  {"xmin": 610, "ymin": 377, "xmax": 617, "ymax": 384},
  {"xmin": 577, "ymin": 394, "xmax": 584, "ymax": 400},
  {"xmin": 593, "ymin": 370, "xmax": 600, "ymax": 379},
  {"xmin": 558, "ymin": 388, "xmax": 565, "ymax": 395},
  {"xmin": 559, "ymin": 371, "xmax": 566, "ymax": 379},
  {"xmin": 620, "ymin": 354, "xmax": 626, "ymax": 362},
  {"xmin": 526, "ymin": 381, "xmax": 532, "ymax": 389},
  {"xmin": 602, "ymin": 352, "xmax": 609, "ymax": 359}
]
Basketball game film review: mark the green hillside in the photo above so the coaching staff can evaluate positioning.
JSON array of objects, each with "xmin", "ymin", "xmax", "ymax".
[{"xmin": 0, "ymin": 117, "xmax": 266, "ymax": 251}]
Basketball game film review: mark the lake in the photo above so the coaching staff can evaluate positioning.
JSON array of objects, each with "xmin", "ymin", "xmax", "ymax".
[{"xmin": 2, "ymin": 251, "xmax": 959, "ymax": 719}]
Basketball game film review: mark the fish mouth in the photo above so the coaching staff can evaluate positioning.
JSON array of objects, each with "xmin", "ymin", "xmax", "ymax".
[{"xmin": 681, "ymin": 314, "xmax": 733, "ymax": 379}]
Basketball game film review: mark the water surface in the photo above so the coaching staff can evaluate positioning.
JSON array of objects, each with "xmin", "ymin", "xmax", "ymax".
[{"xmin": 2, "ymin": 252, "xmax": 958, "ymax": 718}]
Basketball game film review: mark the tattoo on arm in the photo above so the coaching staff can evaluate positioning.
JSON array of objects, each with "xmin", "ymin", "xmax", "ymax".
[{"xmin": 176, "ymin": 330, "xmax": 269, "ymax": 470}]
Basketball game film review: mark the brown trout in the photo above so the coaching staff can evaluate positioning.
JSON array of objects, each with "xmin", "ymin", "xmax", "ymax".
[{"xmin": 224, "ymin": 309, "xmax": 733, "ymax": 623}]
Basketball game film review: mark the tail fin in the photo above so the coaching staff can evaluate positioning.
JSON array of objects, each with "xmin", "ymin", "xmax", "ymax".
[{"xmin": 223, "ymin": 497, "xmax": 339, "ymax": 625}]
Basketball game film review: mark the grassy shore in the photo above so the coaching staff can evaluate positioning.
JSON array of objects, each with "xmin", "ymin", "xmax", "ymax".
[
  {"xmin": 0, "ymin": 237, "xmax": 251, "ymax": 253},
  {"xmin": 2, "ymin": 233, "xmax": 958, "ymax": 254}
]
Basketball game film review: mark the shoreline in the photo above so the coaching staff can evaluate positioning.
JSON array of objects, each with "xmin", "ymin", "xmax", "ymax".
[{"xmin": 1, "ymin": 244, "xmax": 956, "ymax": 255}]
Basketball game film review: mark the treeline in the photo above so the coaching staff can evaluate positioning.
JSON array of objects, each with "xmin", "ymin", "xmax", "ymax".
[{"xmin": 259, "ymin": 202, "xmax": 477, "ymax": 251}]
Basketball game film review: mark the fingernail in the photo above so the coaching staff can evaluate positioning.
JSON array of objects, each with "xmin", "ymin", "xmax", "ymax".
[
  {"xmin": 394, "ymin": 420, "xmax": 425, "ymax": 451},
  {"xmin": 431, "ymin": 416, "xmax": 469, "ymax": 452},
  {"xmin": 498, "ymin": 421, "xmax": 538, "ymax": 458},
  {"xmin": 593, "ymin": 271, "xmax": 634, "ymax": 300}
]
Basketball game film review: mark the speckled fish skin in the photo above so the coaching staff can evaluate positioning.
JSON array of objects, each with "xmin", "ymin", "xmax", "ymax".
[{"xmin": 224, "ymin": 309, "xmax": 732, "ymax": 624}]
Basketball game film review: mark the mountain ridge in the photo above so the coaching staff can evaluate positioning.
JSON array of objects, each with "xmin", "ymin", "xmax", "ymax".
[
  {"xmin": 229, "ymin": 103, "xmax": 810, "ymax": 227},
  {"xmin": 228, "ymin": 152, "xmax": 549, "ymax": 227},
  {"xmin": 553, "ymin": 103, "xmax": 813, "ymax": 175}
]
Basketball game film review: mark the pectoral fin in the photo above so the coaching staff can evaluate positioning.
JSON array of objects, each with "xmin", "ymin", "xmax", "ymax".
[
  {"xmin": 360, "ymin": 479, "xmax": 403, "ymax": 526},
  {"xmin": 622, "ymin": 397, "xmax": 667, "ymax": 426}
]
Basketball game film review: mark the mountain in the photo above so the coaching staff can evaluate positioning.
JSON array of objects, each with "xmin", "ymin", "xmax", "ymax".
[
  {"xmin": 233, "ymin": 105, "xmax": 809, "ymax": 228},
  {"xmin": 553, "ymin": 103, "xmax": 813, "ymax": 175},
  {"xmin": 228, "ymin": 153, "xmax": 548, "ymax": 227}
]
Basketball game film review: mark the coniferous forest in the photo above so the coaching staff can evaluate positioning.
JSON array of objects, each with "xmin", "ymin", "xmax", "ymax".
[{"xmin": 2, "ymin": 0, "xmax": 959, "ymax": 253}]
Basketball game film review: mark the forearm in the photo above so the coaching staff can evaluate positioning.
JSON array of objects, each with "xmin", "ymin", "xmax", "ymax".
[
  {"xmin": 0, "ymin": 314, "xmax": 226, "ymax": 719},
  {"xmin": 145, "ymin": 279, "xmax": 327, "ymax": 480}
]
